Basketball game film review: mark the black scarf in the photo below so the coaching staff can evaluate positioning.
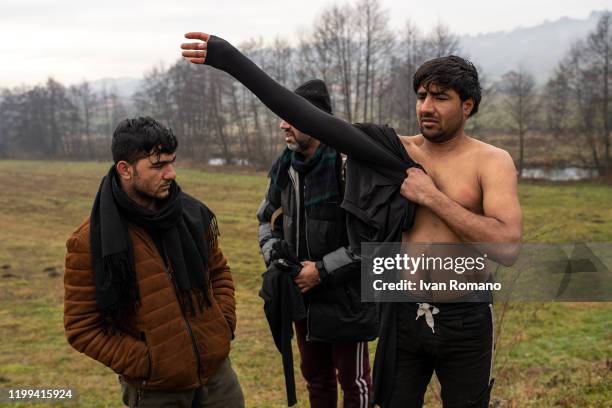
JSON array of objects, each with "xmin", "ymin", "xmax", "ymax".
[
  {"xmin": 267, "ymin": 144, "xmax": 342, "ymax": 211},
  {"xmin": 90, "ymin": 166, "xmax": 216, "ymax": 332}
]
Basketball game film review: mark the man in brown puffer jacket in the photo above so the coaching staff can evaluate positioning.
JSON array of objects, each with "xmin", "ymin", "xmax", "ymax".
[{"xmin": 64, "ymin": 117, "xmax": 244, "ymax": 408}]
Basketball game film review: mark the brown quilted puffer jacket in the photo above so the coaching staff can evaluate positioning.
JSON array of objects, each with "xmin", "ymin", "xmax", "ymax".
[{"xmin": 64, "ymin": 218, "xmax": 236, "ymax": 390}]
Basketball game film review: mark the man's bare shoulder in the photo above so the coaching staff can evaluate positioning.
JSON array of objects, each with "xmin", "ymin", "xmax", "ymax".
[
  {"xmin": 398, "ymin": 134, "xmax": 425, "ymax": 149},
  {"xmin": 468, "ymin": 138, "xmax": 517, "ymax": 180},
  {"xmin": 469, "ymin": 137, "xmax": 513, "ymax": 163}
]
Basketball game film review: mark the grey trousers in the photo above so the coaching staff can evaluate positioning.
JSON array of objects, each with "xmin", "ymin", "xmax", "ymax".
[{"xmin": 121, "ymin": 358, "xmax": 245, "ymax": 408}]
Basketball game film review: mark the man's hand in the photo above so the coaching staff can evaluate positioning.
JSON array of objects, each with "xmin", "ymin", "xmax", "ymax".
[
  {"xmin": 181, "ymin": 32, "xmax": 210, "ymax": 64},
  {"xmin": 293, "ymin": 261, "xmax": 321, "ymax": 293},
  {"xmin": 400, "ymin": 167, "xmax": 440, "ymax": 206}
]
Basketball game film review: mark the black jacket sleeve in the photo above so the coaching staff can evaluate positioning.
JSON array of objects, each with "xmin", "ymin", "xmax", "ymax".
[
  {"xmin": 256, "ymin": 182, "xmax": 283, "ymax": 266},
  {"xmin": 204, "ymin": 35, "xmax": 407, "ymax": 182},
  {"xmin": 318, "ymin": 246, "xmax": 361, "ymax": 287}
]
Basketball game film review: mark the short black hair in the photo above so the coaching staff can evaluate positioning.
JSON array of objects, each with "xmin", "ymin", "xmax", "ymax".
[
  {"xmin": 413, "ymin": 55, "xmax": 482, "ymax": 116},
  {"xmin": 111, "ymin": 117, "xmax": 178, "ymax": 164}
]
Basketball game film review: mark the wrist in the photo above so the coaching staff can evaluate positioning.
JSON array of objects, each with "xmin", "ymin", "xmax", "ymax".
[{"xmin": 423, "ymin": 188, "xmax": 444, "ymax": 209}]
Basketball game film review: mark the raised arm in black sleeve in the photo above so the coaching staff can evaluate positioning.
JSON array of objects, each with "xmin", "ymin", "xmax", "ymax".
[{"xmin": 204, "ymin": 35, "xmax": 407, "ymax": 182}]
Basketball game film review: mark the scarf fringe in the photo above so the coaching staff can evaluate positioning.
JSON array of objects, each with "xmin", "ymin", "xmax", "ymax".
[
  {"xmin": 207, "ymin": 216, "xmax": 220, "ymax": 250},
  {"xmin": 100, "ymin": 253, "xmax": 140, "ymax": 334},
  {"xmin": 179, "ymin": 288, "xmax": 211, "ymax": 317}
]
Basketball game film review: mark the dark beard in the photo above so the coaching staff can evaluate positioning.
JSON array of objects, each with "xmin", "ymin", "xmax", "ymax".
[
  {"xmin": 420, "ymin": 117, "xmax": 463, "ymax": 144},
  {"xmin": 132, "ymin": 180, "xmax": 163, "ymax": 205},
  {"xmin": 420, "ymin": 127, "xmax": 457, "ymax": 144}
]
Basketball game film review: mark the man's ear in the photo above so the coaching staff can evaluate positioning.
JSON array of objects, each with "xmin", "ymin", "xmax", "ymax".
[
  {"xmin": 116, "ymin": 161, "xmax": 132, "ymax": 180},
  {"xmin": 463, "ymin": 98, "xmax": 474, "ymax": 118}
]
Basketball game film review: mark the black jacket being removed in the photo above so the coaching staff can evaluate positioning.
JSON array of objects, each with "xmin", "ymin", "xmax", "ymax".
[{"xmin": 204, "ymin": 35, "xmax": 421, "ymax": 406}]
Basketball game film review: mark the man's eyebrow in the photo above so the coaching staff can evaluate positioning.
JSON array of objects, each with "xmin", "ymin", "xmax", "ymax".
[
  {"xmin": 429, "ymin": 89, "xmax": 449, "ymax": 96},
  {"xmin": 150, "ymin": 155, "xmax": 177, "ymax": 166},
  {"xmin": 418, "ymin": 87, "xmax": 448, "ymax": 96}
]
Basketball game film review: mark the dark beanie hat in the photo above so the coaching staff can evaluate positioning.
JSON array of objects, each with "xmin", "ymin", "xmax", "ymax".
[{"xmin": 294, "ymin": 79, "xmax": 333, "ymax": 115}]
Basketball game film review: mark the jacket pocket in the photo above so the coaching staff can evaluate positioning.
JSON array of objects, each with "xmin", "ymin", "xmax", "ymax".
[
  {"xmin": 120, "ymin": 332, "xmax": 152, "ymax": 391},
  {"xmin": 211, "ymin": 299, "xmax": 233, "ymax": 339},
  {"xmin": 140, "ymin": 331, "xmax": 153, "ymax": 381}
]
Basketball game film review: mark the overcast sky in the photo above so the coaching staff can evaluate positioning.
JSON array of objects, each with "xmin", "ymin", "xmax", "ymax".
[{"xmin": 1, "ymin": 0, "xmax": 608, "ymax": 87}]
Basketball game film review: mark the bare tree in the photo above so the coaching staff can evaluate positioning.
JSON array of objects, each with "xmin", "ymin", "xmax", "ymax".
[
  {"xmin": 209, "ymin": 71, "xmax": 233, "ymax": 164},
  {"xmin": 0, "ymin": 80, "xmax": 79, "ymax": 158},
  {"xmin": 586, "ymin": 11, "xmax": 611, "ymax": 170},
  {"xmin": 354, "ymin": 0, "xmax": 392, "ymax": 122},
  {"xmin": 426, "ymin": 22, "xmax": 461, "ymax": 59},
  {"xmin": 70, "ymin": 81, "xmax": 98, "ymax": 158},
  {"xmin": 45, "ymin": 78, "xmax": 77, "ymax": 157},
  {"xmin": 133, "ymin": 63, "xmax": 173, "ymax": 125},
  {"xmin": 565, "ymin": 42, "xmax": 603, "ymax": 169},
  {"xmin": 544, "ymin": 65, "xmax": 571, "ymax": 138},
  {"xmin": 311, "ymin": 4, "xmax": 356, "ymax": 122},
  {"xmin": 465, "ymin": 70, "xmax": 492, "ymax": 138},
  {"xmin": 385, "ymin": 20, "xmax": 427, "ymax": 134},
  {"xmin": 501, "ymin": 68, "xmax": 538, "ymax": 178}
]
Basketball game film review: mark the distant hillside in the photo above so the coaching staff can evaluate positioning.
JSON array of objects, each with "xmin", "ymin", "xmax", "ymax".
[
  {"xmin": 459, "ymin": 10, "xmax": 607, "ymax": 83},
  {"xmin": 86, "ymin": 11, "xmax": 608, "ymax": 97}
]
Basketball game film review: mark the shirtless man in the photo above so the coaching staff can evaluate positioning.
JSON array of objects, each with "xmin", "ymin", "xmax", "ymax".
[
  {"xmin": 181, "ymin": 33, "xmax": 522, "ymax": 408},
  {"xmin": 400, "ymin": 57, "xmax": 521, "ymax": 246},
  {"xmin": 388, "ymin": 56, "xmax": 522, "ymax": 408}
]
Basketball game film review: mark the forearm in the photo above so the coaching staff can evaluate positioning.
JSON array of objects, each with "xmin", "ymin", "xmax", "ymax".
[
  {"xmin": 426, "ymin": 190, "xmax": 520, "ymax": 243},
  {"xmin": 204, "ymin": 36, "xmax": 405, "ymax": 172}
]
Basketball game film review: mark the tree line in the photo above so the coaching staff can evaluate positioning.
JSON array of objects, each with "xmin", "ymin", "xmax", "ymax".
[
  {"xmin": 1, "ymin": 1, "xmax": 610, "ymax": 175},
  {"xmin": 0, "ymin": 80, "xmax": 127, "ymax": 160}
]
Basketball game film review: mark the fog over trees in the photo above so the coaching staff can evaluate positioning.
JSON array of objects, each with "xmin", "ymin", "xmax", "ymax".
[{"xmin": 0, "ymin": 1, "xmax": 610, "ymax": 175}]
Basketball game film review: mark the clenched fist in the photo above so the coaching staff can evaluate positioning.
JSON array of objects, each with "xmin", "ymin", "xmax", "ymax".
[{"xmin": 400, "ymin": 167, "xmax": 439, "ymax": 206}]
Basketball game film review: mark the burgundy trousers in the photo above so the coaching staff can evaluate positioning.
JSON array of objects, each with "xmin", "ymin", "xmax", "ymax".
[{"xmin": 295, "ymin": 319, "xmax": 372, "ymax": 408}]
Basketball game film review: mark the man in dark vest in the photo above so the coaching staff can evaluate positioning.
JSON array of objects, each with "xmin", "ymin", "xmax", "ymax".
[
  {"xmin": 257, "ymin": 80, "xmax": 377, "ymax": 408},
  {"xmin": 64, "ymin": 117, "xmax": 244, "ymax": 407}
]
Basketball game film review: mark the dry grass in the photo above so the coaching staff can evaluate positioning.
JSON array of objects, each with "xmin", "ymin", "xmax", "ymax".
[{"xmin": 0, "ymin": 160, "xmax": 610, "ymax": 407}]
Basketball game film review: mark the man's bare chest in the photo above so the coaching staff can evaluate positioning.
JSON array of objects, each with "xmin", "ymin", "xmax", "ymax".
[{"xmin": 409, "ymin": 148, "xmax": 483, "ymax": 213}]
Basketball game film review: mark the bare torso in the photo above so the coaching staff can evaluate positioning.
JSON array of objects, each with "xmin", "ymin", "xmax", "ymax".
[
  {"xmin": 398, "ymin": 134, "xmax": 511, "ymax": 299},
  {"xmin": 400, "ymin": 134, "xmax": 496, "ymax": 243}
]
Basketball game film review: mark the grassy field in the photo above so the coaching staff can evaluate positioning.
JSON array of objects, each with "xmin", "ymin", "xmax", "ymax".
[{"xmin": 0, "ymin": 160, "xmax": 610, "ymax": 408}]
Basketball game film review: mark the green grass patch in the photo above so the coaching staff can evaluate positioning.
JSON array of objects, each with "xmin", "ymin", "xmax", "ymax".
[{"xmin": 0, "ymin": 160, "xmax": 610, "ymax": 407}]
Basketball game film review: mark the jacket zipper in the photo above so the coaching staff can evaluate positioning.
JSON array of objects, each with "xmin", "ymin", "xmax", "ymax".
[
  {"xmin": 137, "ymin": 344, "xmax": 151, "ymax": 403},
  {"xmin": 290, "ymin": 169, "xmax": 314, "ymax": 341},
  {"xmin": 290, "ymin": 169, "xmax": 301, "ymax": 257},
  {"xmin": 300, "ymin": 175, "xmax": 315, "ymax": 340},
  {"xmin": 305, "ymin": 302, "xmax": 311, "ymax": 341},
  {"xmin": 304, "ymin": 181, "xmax": 313, "ymax": 341},
  {"xmin": 304, "ymin": 181, "xmax": 312, "ymax": 259},
  {"xmin": 163, "ymin": 248, "xmax": 203, "ymax": 386}
]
